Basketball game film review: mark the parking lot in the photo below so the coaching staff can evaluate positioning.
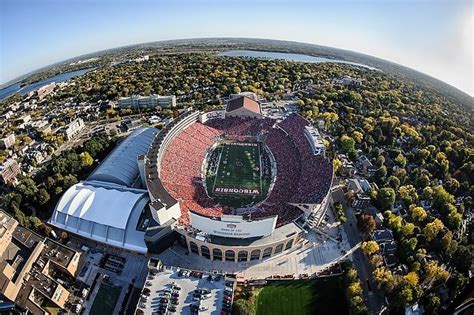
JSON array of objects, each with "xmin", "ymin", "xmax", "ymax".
[{"xmin": 138, "ymin": 267, "xmax": 232, "ymax": 314}]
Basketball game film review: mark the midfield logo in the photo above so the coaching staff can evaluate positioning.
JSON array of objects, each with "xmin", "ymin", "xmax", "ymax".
[{"xmin": 214, "ymin": 187, "xmax": 260, "ymax": 195}]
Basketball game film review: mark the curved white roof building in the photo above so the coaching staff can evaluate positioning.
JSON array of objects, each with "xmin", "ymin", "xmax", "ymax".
[
  {"xmin": 49, "ymin": 127, "xmax": 158, "ymax": 253},
  {"xmin": 50, "ymin": 182, "xmax": 149, "ymax": 252},
  {"xmin": 88, "ymin": 128, "xmax": 157, "ymax": 187}
]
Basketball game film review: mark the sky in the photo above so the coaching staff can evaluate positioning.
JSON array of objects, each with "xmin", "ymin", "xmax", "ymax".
[{"xmin": 0, "ymin": 0, "xmax": 472, "ymax": 95}]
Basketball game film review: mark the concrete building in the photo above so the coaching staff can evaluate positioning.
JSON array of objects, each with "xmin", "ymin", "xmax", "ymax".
[
  {"xmin": 62, "ymin": 118, "xmax": 84, "ymax": 140},
  {"xmin": 0, "ymin": 211, "xmax": 81, "ymax": 314},
  {"xmin": 0, "ymin": 159, "xmax": 20, "ymax": 186},
  {"xmin": 36, "ymin": 83, "xmax": 56, "ymax": 100},
  {"xmin": 118, "ymin": 95, "xmax": 176, "ymax": 108},
  {"xmin": 0, "ymin": 134, "xmax": 15, "ymax": 150},
  {"xmin": 225, "ymin": 95, "xmax": 262, "ymax": 119}
]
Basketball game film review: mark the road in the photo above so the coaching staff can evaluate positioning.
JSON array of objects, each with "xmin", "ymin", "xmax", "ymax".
[{"xmin": 332, "ymin": 186, "xmax": 385, "ymax": 314}]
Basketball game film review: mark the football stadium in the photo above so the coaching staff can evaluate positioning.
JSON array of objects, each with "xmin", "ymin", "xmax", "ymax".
[{"xmin": 50, "ymin": 93, "xmax": 333, "ymax": 261}]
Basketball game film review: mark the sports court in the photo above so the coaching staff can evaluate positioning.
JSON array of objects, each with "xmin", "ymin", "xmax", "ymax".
[{"xmin": 212, "ymin": 142, "xmax": 262, "ymax": 196}]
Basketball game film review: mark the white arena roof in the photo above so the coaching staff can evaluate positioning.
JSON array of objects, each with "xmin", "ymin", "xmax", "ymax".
[
  {"xmin": 49, "ymin": 181, "xmax": 149, "ymax": 253},
  {"xmin": 88, "ymin": 127, "xmax": 157, "ymax": 187}
]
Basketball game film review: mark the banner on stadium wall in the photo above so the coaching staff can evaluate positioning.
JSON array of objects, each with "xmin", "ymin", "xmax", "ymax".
[{"xmin": 189, "ymin": 212, "xmax": 277, "ymax": 238}]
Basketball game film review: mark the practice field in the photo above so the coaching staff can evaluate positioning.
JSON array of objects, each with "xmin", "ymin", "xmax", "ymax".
[
  {"xmin": 212, "ymin": 142, "xmax": 262, "ymax": 196},
  {"xmin": 89, "ymin": 283, "xmax": 121, "ymax": 315},
  {"xmin": 255, "ymin": 278, "xmax": 348, "ymax": 315}
]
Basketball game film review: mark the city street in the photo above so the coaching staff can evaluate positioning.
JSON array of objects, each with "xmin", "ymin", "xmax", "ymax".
[{"xmin": 332, "ymin": 185, "xmax": 385, "ymax": 314}]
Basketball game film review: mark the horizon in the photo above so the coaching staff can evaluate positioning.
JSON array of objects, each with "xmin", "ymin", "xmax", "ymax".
[{"xmin": 0, "ymin": 0, "xmax": 472, "ymax": 96}]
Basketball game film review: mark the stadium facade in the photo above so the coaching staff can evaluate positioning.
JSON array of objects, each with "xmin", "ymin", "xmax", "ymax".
[{"xmin": 50, "ymin": 94, "xmax": 333, "ymax": 262}]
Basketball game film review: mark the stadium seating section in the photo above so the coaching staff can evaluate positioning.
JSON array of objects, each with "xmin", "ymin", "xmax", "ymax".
[{"xmin": 159, "ymin": 114, "xmax": 332, "ymax": 227}]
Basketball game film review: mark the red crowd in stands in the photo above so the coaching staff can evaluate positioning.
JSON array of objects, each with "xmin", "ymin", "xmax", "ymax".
[{"xmin": 160, "ymin": 114, "xmax": 332, "ymax": 227}]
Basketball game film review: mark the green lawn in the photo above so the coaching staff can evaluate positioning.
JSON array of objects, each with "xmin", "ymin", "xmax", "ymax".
[
  {"xmin": 89, "ymin": 283, "xmax": 121, "ymax": 315},
  {"xmin": 255, "ymin": 278, "xmax": 348, "ymax": 315}
]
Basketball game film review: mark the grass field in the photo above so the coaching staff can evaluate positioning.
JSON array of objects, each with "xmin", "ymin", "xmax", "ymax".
[
  {"xmin": 212, "ymin": 142, "xmax": 262, "ymax": 195},
  {"xmin": 255, "ymin": 278, "xmax": 348, "ymax": 315},
  {"xmin": 89, "ymin": 283, "xmax": 121, "ymax": 315}
]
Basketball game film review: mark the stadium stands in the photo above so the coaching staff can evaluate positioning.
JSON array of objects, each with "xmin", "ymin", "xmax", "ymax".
[{"xmin": 154, "ymin": 112, "xmax": 333, "ymax": 228}]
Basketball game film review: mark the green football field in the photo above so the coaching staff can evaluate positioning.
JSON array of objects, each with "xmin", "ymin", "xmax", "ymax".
[{"xmin": 212, "ymin": 142, "xmax": 262, "ymax": 195}]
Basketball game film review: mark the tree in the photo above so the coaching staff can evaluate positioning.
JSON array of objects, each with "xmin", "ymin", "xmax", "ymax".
[
  {"xmin": 232, "ymin": 86, "xmax": 241, "ymax": 94},
  {"xmin": 424, "ymin": 294, "xmax": 441, "ymax": 315},
  {"xmin": 423, "ymin": 219, "xmax": 444, "ymax": 242},
  {"xmin": 357, "ymin": 213, "xmax": 376, "ymax": 235},
  {"xmin": 346, "ymin": 268, "xmax": 359, "ymax": 282},
  {"xmin": 401, "ymin": 223, "xmax": 415, "ymax": 237},
  {"xmin": 369, "ymin": 254, "xmax": 384, "ymax": 268},
  {"xmin": 362, "ymin": 241, "xmax": 380, "ymax": 256},
  {"xmin": 339, "ymin": 135, "xmax": 357, "ymax": 158},
  {"xmin": 447, "ymin": 210, "xmax": 462, "ymax": 230},
  {"xmin": 17, "ymin": 178, "xmax": 38, "ymax": 203},
  {"xmin": 432, "ymin": 185, "xmax": 455, "ymax": 213},
  {"xmin": 394, "ymin": 153, "xmax": 407, "ymax": 168},
  {"xmin": 410, "ymin": 206, "xmax": 427, "ymax": 222},
  {"xmin": 37, "ymin": 188, "xmax": 50, "ymax": 206},
  {"xmin": 398, "ymin": 185, "xmax": 418, "ymax": 205},
  {"xmin": 29, "ymin": 216, "xmax": 42, "ymax": 230},
  {"xmin": 348, "ymin": 282, "xmax": 363, "ymax": 297},
  {"xmin": 333, "ymin": 158, "xmax": 342, "ymax": 173},
  {"xmin": 375, "ymin": 155, "xmax": 385, "ymax": 168},
  {"xmin": 232, "ymin": 299, "xmax": 255, "ymax": 315},
  {"xmin": 401, "ymin": 237, "xmax": 418, "ymax": 253},
  {"xmin": 80, "ymin": 151, "xmax": 94, "ymax": 168},
  {"xmin": 373, "ymin": 266, "xmax": 395, "ymax": 293},
  {"xmin": 423, "ymin": 186, "xmax": 433, "ymax": 200},
  {"xmin": 375, "ymin": 165, "xmax": 387, "ymax": 179},
  {"xmin": 404, "ymin": 272, "xmax": 419, "ymax": 286},
  {"xmin": 320, "ymin": 112, "xmax": 339, "ymax": 127},
  {"xmin": 425, "ymin": 261, "xmax": 449, "ymax": 283},
  {"xmin": 349, "ymin": 295, "xmax": 367, "ymax": 314},
  {"xmin": 352, "ymin": 131, "xmax": 364, "ymax": 143},
  {"xmin": 378, "ymin": 188, "xmax": 395, "ymax": 210},
  {"xmin": 62, "ymin": 174, "xmax": 78, "ymax": 189},
  {"xmin": 452, "ymin": 245, "xmax": 472, "ymax": 273},
  {"xmin": 388, "ymin": 176, "xmax": 401, "ymax": 190},
  {"xmin": 394, "ymin": 285, "xmax": 414, "ymax": 308},
  {"xmin": 385, "ymin": 211, "xmax": 403, "ymax": 232}
]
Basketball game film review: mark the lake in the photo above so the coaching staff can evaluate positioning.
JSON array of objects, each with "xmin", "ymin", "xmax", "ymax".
[
  {"xmin": 0, "ymin": 68, "xmax": 94, "ymax": 101},
  {"xmin": 218, "ymin": 50, "xmax": 378, "ymax": 70}
]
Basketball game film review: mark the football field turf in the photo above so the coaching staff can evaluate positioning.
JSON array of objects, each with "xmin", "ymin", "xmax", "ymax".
[{"xmin": 212, "ymin": 142, "xmax": 262, "ymax": 196}]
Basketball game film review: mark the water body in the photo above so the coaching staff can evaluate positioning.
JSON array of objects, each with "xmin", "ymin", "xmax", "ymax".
[
  {"xmin": 0, "ymin": 68, "xmax": 94, "ymax": 101},
  {"xmin": 219, "ymin": 50, "xmax": 378, "ymax": 70}
]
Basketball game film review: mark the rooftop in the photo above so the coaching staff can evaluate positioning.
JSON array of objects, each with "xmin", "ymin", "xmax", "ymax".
[
  {"xmin": 226, "ymin": 96, "xmax": 261, "ymax": 114},
  {"xmin": 88, "ymin": 127, "xmax": 158, "ymax": 187}
]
